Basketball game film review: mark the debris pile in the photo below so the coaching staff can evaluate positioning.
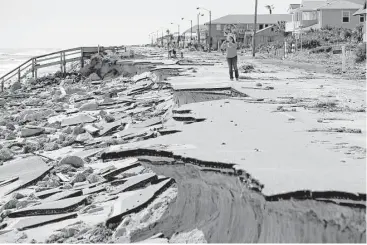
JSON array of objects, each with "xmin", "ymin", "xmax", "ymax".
[{"xmin": 0, "ymin": 47, "xmax": 365, "ymax": 243}]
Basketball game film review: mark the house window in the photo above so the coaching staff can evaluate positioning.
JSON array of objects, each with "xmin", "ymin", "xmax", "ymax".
[
  {"xmin": 216, "ymin": 24, "xmax": 221, "ymax": 31},
  {"xmin": 342, "ymin": 11, "xmax": 350, "ymax": 22},
  {"xmin": 360, "ymin": 15, "xmax": 365, "ymax": 23},
  {"xmin": 259, "ymin": 24, "xmax": 264, "ymax": 29}
]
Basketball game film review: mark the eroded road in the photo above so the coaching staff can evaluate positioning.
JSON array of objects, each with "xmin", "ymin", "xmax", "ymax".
[{"xmin": 0, "ymin": 47, "xmax": 365, "ymax": 243}]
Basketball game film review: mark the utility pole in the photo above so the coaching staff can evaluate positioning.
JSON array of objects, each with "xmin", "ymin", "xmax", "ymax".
[
  {"xmin": 156, "ymin": 30, "xmax": 158, "ymax": 46},
  {"xmin": 209, "ymin": 10, "xmax": 211, "ymax": 52},
  {"xmin": 252, "ymin": 0, "xmax": 258, "ymax": 57},
  {"xmin": 178, "ymin": 24, "xmax": 180, "ymax": 45},
  {"xmin": 197, "ymin": 13, "xmax": 200, "ymax": 45},
  {"xmin": 161, "ymin": 30, "xmax": 164, "ymax": 47},
  {"xmin": 191, "ymin": 20, "xmax": 193, "ymax": 42}
]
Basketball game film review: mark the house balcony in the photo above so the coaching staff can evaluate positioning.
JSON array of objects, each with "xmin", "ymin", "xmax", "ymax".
[{"xmin": 285, "ymin": 21, "xmax": 300, "ymax": 32}]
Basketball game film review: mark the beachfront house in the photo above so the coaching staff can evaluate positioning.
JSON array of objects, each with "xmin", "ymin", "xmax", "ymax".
[
  {"xmin": 204, "ymin": 14, "xmax": 292, "ymax": 50},
  {"xmin": 182, "ymin": 25, "xmax": 207, "ymax": 45},
  {"xmin": 353, "ymin": 0, "xmax": 367, "ymax": 42},
  {"xmin": 285, "ymin": 0, "xmax": 365, "ymax": 33}
]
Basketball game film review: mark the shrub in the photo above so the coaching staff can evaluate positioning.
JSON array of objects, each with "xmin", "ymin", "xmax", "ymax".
[
  {"xmin": 340, "ymin": 29, "xmax": 352, "ymax": 41},
  {"xmin": 310, "ymin": 46, "xmax": 333, "ymax": 54},
  {"xmin": 355, "ymin": 43, "xmax": 366, "ymax": 63},
  {"xmin": 352, "ymin": 24, "xmax": 364, "ymax": 42},
  {"xmin": 298, "ymin": 38, "xmax": 321, "ymax": 49}
]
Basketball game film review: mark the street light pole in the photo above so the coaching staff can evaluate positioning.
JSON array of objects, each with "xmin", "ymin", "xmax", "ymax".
[
  {"xmin": 197, "ymin": 7, "xmax": 212, "ymax": 52},
  {"xmin": 191, "ymin": 20, "xmax": 193, "ymax": 42},
  {"xmin": 252, "ymin": 0, "xmax": 258, "ymax": 57}
]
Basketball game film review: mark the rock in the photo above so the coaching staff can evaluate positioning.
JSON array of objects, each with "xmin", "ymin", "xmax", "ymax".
[
  {"xmin": 104, "ymin": 114, "xmax": 115, "ymax": 123},
  {"xmin": 47, "ymin": 178, "xmax": 61, "ymax": 188},
  {"xmin": 256, "ymin": 83, "xmax": 262, "ymax": 87},
  {"xmin": 16, "ymin": 200, "xmax": 40, "ymax": 209},
  {"xmin": 80, "ymin": 102, "xmax": 98, "ymax": 111},
  {"xmin": 62, "ymin": 126, "xmax": 72, "ymax": 134},
  {"xmin": 44, "ymin": 142, "xmax": 59, "ymax": 151},
  {"xmin": 11, "ymin": 81, "xmax": 22, "ymax": 91},
  {"xmin": 21, "ymin": 127, "xmax": 45, "ymax": 137},
  {"xmin": 6, "ymin": 123, "xmax": 15, "ymax": 131},
  {"xmin": 5, "ymin": 132, "xmax": 16, "ymax": 140},
  {"xmin": 76, "ymin": 133, "xmax": 93, "ymax": 142},
  {"xmin": 0, "ymin": 98, "xmax": 6, "ymax": 107},
  {"xmin": 63, "ymin": 183, "xmax": 73, "ymax": 189},
  {"xmin": 27, "ymin": 193, "xmax": 39, "ymax": 201},
  {"xmin": 62, "ymin": 227, "xmax": 79, "ymax": 238},
  {"xmin": 26, "ymin": 77, "xmax": 37, "ymax": 85},
  {"xmin": 87, "ymin": 174, "xmax": 103, "ymax": 184},
  {"xmin": 55, "ymin": 164, "xmax": 76, "ymax": 174},
  {"xmin": 61, "ymin": 135, "xmax": 76, "ymax": 147},
  {"xmin": 1, "ymin": 210, "xmax": 12, "ymax": 219},
  {"xmin": 37, "ymin": 181, "xmax": 47, "ymax": 188},
  {"xmin": 12, "ymin": 192, "xmax": 25, "ymax": 200},
  {"xmin": 88, "ymin": 73, "xmax": 101, "ymax": 81},
  {"xmin": 0, "ymin": 148, "xmax": 13, "ymax": 161},
  {"xmin": 59, "ymin": 155, "xmax": 85, "ymax": 168},
  {"xmin": 4, "ymin": 199, "xmax": 18, "ymax": 209},
  {"xmin": 23, "ymin": 141, "xmax": 41, "ymax": 153},
  {"xmin": 72, "ymin": 125, "xmax": 85, "ymax": 135},
  {"xmin": 82, "ymin": 167, "xmax": 93, "ymax": 176},
  {"xmin": 71, "ymin": 172, "xmax": 87, "ymax": 184}
]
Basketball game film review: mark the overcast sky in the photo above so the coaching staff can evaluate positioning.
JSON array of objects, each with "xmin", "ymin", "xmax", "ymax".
[{"xmin": 0, "ymin": 0, "xmax": 295, "ymax": 48}]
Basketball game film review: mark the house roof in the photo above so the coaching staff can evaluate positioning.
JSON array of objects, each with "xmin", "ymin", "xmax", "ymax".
[
  {"xmin": 210, "ymin": 14, "xmax": 291, "ymax": 25},
  {"xmin": 317, "ymin": 0, "xmax": 363, "ymax": 10},
  {"xmin": 353, "ymin": 7, "xmax": 367, "ymax": 14},
  {"xmin": 345, "ymin": 0, "xmax": 366, "ymax": 5},
  {"xmin": 353, "ymin": 0, "xmax": 367, "ymax": 15},
  {"xmin": 289, "ymin": 4, "xmax": 301, "ymax": 9},
  {"xmin": 288, "ymin": 4, "xmax": 301, "ymax": 13},
  {"xmin": 299, "ymin": 1, "xmax": 327, "ymax": 11},
  {"xmin": 183, "ymin": 25, "xmax": 206, "ymax": 34}
]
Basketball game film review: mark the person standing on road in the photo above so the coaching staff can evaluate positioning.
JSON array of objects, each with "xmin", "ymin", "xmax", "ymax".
[{"xmin": 221, "ymin": 35, "xmax": 239, "ymax": 81}]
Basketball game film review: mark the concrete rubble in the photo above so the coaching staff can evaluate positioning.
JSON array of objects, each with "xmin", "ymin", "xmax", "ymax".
[{"xmin": 0, "ymin": 47, "xmax": 365, "ymax": 243}]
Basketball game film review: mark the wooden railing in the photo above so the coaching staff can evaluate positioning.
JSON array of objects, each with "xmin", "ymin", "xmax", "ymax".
[{"xmin": 0, "ymin": 45, "xmax": 126, "ymax": 91}]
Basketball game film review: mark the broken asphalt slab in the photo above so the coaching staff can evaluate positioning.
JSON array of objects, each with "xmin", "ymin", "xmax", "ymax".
[
  {"xmin": 10, "ymin": 213, "xmax": 78, "ymax": 231},
  {"xmin": 0, "ymin": 156, "xmax": 53, "ymax": 196},
  {"xmin": 8, "ymin": 196, "xmax": 88, "ymax": 218},
  {"xmin": 106, "ymin": 178, "xmax": 174, "ymax": 226}
]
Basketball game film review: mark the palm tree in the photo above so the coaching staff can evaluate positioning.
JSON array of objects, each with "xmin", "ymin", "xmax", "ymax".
[{"xmin": 265, "ymin": 5, "xmax": 274, "ymax": 14}]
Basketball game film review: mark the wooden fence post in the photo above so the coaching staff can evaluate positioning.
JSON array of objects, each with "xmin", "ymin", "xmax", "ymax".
[
  {"xmin": 34, "ymin": 58, "xmax": 38, "ymax": 80},
  {"xmin": 342, "ymin": 45, "xmax": 346, "ymax": 73},
  {"xmin": 18, "ymin": 68, "xmax": 21, "ymax": 82},
  {"xmin": 1, "ymin": 79, "xmax": 4, "ymax": 92},
  {"xmin": 60, "ymin": 52, "xmax": 63, "ymax": 75},
  {"xmin": 32, "ymin": 59, "xmax": 35, "ymax": 78},
  {"xmin": 80, "ymin": 48, "xmax": 84, "ymax": 68},
  {"xmin": 63, "ymin": 52, "xmax": 66, "ymax": 76},
  {"xmin": 284, "ymin": 41, "xmax": 287, "ymax": 59}
]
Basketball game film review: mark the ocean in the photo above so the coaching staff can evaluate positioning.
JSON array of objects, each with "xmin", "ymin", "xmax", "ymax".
[{"xmin": 0, "ymin": 48, "xmax": 61, "ymax": 78}]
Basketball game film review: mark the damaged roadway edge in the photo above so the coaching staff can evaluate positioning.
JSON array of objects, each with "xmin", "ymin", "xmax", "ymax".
[
  {"xmin": 101, "ymin": 148, "xmax": 366, "ymax": 206},
  {"xmin": 101, "ymin": 148, "xmax": 366, "ymax": 243},
  {"xmin": 113, "ymin": 154, "xmax": 366, "ymax": 243}
]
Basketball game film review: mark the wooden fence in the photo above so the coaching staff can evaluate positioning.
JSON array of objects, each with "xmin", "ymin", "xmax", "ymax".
[{"xmin": 0, "ymin": 45, "xmax": 126, "ymax": 91}]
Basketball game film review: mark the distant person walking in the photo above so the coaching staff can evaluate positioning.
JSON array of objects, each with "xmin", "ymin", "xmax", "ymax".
[{"xmin": 221, "ymin": 36, "xmax": 239, "ymax": 81}]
